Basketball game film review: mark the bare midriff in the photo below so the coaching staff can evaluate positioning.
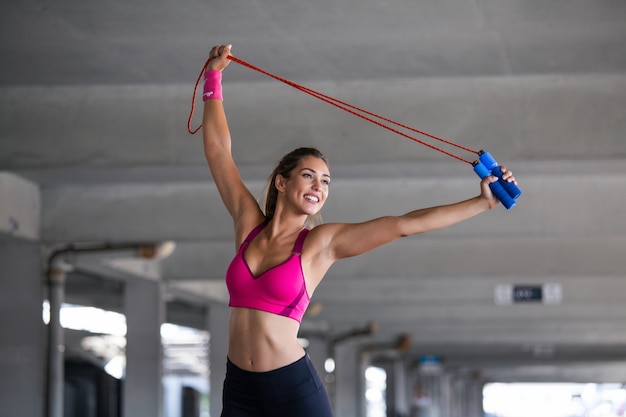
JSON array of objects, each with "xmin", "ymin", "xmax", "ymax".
[{"xmin": 227, "ymin": 307, "xmax": 305, "ymax": 372}]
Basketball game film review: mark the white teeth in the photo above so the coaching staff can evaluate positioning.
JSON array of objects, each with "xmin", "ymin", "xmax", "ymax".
[{"xmin": 305, "ymin": 195, "xmax": 319, "ymax": 203}]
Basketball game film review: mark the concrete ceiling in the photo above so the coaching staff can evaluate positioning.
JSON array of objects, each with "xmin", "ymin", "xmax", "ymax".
[{"xmin": 2, "ymin": 0, "xmax": 626, "ymax": 382}]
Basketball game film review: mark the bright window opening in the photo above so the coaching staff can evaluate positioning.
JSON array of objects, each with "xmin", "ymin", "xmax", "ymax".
[
  {"xmin": 365, "ymin": 366, "xmax": 387, "ymax": 417},
  {"xmin": 483, "ymin": 382, "xmax": 626, "ymax": 417}
]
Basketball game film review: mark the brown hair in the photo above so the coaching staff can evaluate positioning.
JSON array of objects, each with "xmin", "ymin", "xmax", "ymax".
[{"xmin": 260, "ymin": 147, "xmax": 328, "ymax": 228}]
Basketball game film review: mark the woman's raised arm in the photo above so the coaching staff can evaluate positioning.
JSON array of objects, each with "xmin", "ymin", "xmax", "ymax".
[{"xmin": 202, "ymin": 45, "xmax": 264, "ymax": 240}]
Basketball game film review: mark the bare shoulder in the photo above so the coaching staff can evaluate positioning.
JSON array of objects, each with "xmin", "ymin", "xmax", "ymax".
[
  {"xmin": 302, "ymin": 222, "xmax": 354, "ymax": 262},
  {"xmin": 300, "ymin": 224, "xmax": 343, "ymax": 292},
  {"xmin": 306, "ymin": 217, "xmax": 403, "ymax": 261},
  {"xmin": 304, "ymin": 222, "xmax": 344, "ymax": 247},
  {"xmin": 300, "ymin": 223, "xmax": 342, "ymax": 261}
]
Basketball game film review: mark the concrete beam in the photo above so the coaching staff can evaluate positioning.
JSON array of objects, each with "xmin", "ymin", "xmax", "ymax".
[
  {"xmin": 1, "ymin": 74, "xmax": 625, "ymax": 173},
  {"xmin": 39, "ymin": 160, "xmax": 626, "ymax": 243}
]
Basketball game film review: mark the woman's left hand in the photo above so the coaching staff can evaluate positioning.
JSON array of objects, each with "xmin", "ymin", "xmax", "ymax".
[
  {"xmin": 207, "ymin": 44, "xmax": 232, "ymax": 71},
  {"xmin": 480, "ymin": 166, "xmax": 517, "ymax": 208}
]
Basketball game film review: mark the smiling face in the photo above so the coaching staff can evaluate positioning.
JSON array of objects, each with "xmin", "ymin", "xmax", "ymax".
[
  {"xmin": 263, "ymin": 148, "xmax": 329, "ymax": 225},
  {"xmin": 277, "ymin": 155, "xmax": 330, "ymax": 217}
]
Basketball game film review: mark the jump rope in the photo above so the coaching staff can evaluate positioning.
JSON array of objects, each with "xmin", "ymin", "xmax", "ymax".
[{"xmin": 187, "ymin": 55, "xmax": 521, "ymax": 209}]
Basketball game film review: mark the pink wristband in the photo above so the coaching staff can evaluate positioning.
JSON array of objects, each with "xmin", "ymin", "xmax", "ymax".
[{"xmin": 203, "ymin": 70, "xmax": 223, "ymax": 101}]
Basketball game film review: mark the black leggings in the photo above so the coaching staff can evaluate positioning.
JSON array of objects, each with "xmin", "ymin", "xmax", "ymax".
[{"xmin": 221, "ymin": 355, "xmax": 334, "ymax": 417}]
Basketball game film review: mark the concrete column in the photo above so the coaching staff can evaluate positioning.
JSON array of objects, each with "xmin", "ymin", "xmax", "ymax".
[
  {"xmin": 46, "ymin": 258, "xmax": 67, "ymax": 417},
  {"xmin": 443, "ymin": 369, "xmax": 482, "ymax": 417},
  {"xmin": 0, "ymin": 172, "xmax": 40, "ymax": 240},
  {"xmin": 334, "ymin": 341, "xmax": 361, "ymax": 417},
  {"xmin": 0, "ymin": 172, "xmax": 43, "ymax": 417},
  {"xmin": 468, "ymin": 379, "xmax": 485, "ymax": 417},
  {"xmin": 440, "ymin": 370, "xmax": 453, "ymax": 417},
  {"xmin": 450, "ymin": 371, "xmax": 465, "ymax": 417},
  {"xmin": 124, "ymin": 278, "xmax": 165, "ymax": 417},
  {"xmin": 411, "ymin": 356, "xmax": 443, "ymax": 417},
  {"xmin": 391, "ymin": 359, "xmax": 409, "ymax": 417},
  {"xmin": 305, "ymin": 334, "xmax": 328, "ymax": 377},
  {"xmin": 208, "ymin": 302, "xmax": 229, "ymax": 417},
  {"xmin": 0, "ymin": 238, "xmax": 44, "ymax": 417}
]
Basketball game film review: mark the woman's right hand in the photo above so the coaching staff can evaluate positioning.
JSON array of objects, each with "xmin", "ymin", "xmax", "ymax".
[{"xmin": 207, "ymin": 44, "xmax": 232, "ymax": 71}]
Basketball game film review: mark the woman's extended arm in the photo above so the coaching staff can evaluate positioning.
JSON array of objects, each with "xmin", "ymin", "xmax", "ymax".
[
  {"xmin": 316, "ymin": 168, "xmax": 516, "ymax": 262},
  {"xmin": 202, "ymin": 45, "xmax": 264, "ymax": 241}
]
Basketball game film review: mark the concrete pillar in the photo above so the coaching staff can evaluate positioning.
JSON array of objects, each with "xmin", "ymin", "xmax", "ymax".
[
  {"xmin": 457, "ymin": 370, "xmax": 485, "ymax": 417},
  {"xmin": 410, "ymin": 356, "xmax": 443, "ymax": 417},
  {"xmin": 391, "ymin": 359, "xmax": 409, "ymax": 417},
  {"xmin": 305, "ymin": 334, "xmax": 328, "ymax": 378},
  {"xmin": 334, "ymin": 341, "xmax": 361, "ymax": 417},
  {"xmin": 442, "ymin": 369, "xmax": 483, "ymax": 417},
  {"xmin": 208, "ymin": 302, "xmax": 229, "ymax": 417},
  {"xmin": 0, "ymin": 172, "xmax": 40, "ymax": 240},
  {"xmin": 46, "ymin": 258, "xmax": 67, "ymax": 417},
  {"xmin": 468, "ymin": 378, "xmax": 485, "ymax": 417},
  {"xmin": 439, "ymin": 372, "xmax": 453, "ymax": 417},
  {"xmin": 307, "ymin": 333, "xmax": 337, "ymax": 409},
  {"xmin": 0, "ymin": 172, "xmax": 44, "ymax": 417},
  {"xmin": 0, "ymin": 238, "xmax": 44, "ymax": 417},
  {"xmin": 451, "ymin": 371, "xmax": 465, "ymax": 417},
  {"xmin": 124, "ymin": 278, "xmax": 165, "ymax": 417}
]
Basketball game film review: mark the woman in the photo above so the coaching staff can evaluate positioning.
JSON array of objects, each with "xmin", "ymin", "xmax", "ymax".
[{"xmin": 202, "ymin": 44, "xmax": 516, "ymax": 417}]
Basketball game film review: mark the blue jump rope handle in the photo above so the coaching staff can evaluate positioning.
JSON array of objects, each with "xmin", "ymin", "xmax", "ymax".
[
  {"xmin": 478, "ymin": 151, "xmax": 522, "ymax": 200},
  {"xmin": 473, "ymin": 161, "xmax": 516, "ymax": 209}
]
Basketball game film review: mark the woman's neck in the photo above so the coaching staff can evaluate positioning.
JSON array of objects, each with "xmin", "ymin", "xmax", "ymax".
[{"xmin": 265, "ymin": 211, "xmax": 307, "ymax": 238}]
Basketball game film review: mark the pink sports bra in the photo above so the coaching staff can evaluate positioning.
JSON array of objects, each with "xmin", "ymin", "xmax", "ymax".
[{"xmin": 225, "ymin": 223, "xmax": 311, "ymax": 323}]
